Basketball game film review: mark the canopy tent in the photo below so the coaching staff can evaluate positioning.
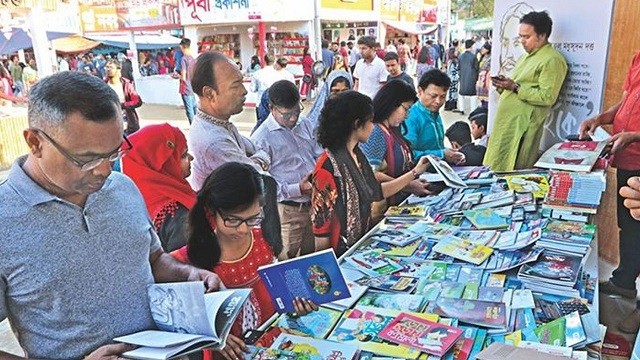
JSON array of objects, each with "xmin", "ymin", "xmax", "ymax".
[
  {"xmin": 0, "ymin": 28, "xmax": 78, "ymax": 55},
  {"xmin": 52, "ymin": 36, "xmax": 101, "ymax": 53},
  {"xmin": 85, "ymin": 33, "xmax": 181, "ymax": 50},
  {"xmin": 383, "ymin": 21, "xmax": 438, "ymax": 35}
]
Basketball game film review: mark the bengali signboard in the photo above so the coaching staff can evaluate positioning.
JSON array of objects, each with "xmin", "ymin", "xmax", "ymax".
[
  {"xmin": 179, "ymin": 0, "xmax": 312, "ymax": 25},
  {"xmin": 0, "ymin": 0, "xmax": 57, "ymax": 10},
  {"xmin": 79, "ymin": 0, "xmax": 119, "ymax": 33},
  {"xmin": 115, "ymin": 0, "xmax": 181, "ymax": 30},
  {"xmin": 489, "ymin": 0, "xmax": 615, "ymax": 150},
  {"xmin": 380, "ymin": 0, "xmax": 400, "ymax": 21}
]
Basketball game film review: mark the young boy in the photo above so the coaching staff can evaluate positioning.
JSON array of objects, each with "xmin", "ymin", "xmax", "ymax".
[
  {"xmin": 445, "ymin": 121, "xmax": 486, "ymax": 166},
  {"xmin": 468, "ymin": 107, "xmax": 489, "ymax": 147},
  {"xmin": 383, "ymin": 52, "xmax": 414, "ymax": 88}
]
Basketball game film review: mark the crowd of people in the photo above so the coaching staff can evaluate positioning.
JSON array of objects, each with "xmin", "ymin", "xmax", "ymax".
[{"xmin": 5, "ymin": 7, "xmax": 640, "ymax": 359}]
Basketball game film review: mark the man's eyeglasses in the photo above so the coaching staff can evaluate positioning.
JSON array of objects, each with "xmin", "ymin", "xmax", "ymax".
[
  {"xmin": 425, "ymin": 92, "xmax": 447, "ymax": 101},
  {"xmin": 219, "ymin": 210, "xmax": 264, "ymax": 228},
  {"xmin": 274, "ymin": 103, "xmax": 304, "ymax": 121},
  {"xmin": 33, "ymin": 129, "xmax": 133, "ymax": 171}
]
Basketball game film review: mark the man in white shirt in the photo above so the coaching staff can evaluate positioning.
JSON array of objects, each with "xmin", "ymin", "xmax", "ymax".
[
  {"xmin": 353, "ymin": 36, "xmax": 389, "ymax": 99},
  {"xmin": 251, "ymin": 55, "xmax": 296, "ymax": 103}
]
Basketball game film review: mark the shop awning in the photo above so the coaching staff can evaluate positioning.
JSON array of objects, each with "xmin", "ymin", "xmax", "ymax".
[
  {"xmin": 464, "ymin": 17, "xmax": 494, "ymax": 32},
  {"xmin": 383, "ymin": 21, "xmax": 438, "ymax": 35},
  {"xmin": 0, "ymin": 28, "xmax": 78, "ymax": 55},
  {"xmin": 52, "ymin": 36, "xmax": 101, "ymax": 53},
  {"xmin": 85, "ymin": 33, "xmax": 181, "ymax": 50}
]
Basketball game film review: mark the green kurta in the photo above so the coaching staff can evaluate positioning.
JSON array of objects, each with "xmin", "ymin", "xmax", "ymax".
[{"xmin": 484, "ymin": 43, "xmax": 568, "ymax": 171}]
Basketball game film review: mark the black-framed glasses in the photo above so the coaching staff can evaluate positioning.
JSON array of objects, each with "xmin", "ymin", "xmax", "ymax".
[
  {"xmin": 400, "ymin": 103, "xmax": 411, "ymax": 112},
  {"xmin": 219, "ymin": 209, "xmax": 264, "ymax": 228},
  {"xmin": 273, "ymin": 103, "xmax": 304, "ymax": 121},
  {"xmin": 33, "ymin": 128, "xmax": 133, "ymax": 171}
]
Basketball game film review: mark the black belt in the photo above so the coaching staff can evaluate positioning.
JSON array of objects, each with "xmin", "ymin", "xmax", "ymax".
[{"xmin": 280, "ymin": 200, "xmax": 311, "ymax": 208}]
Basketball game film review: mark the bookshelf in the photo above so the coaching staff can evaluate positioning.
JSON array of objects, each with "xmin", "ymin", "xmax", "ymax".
[
  {"xmin": 197, "ymin": 33, "xmax": 241, "ymax": 60},
  {"xmin": 256, "ymin": 32, "xmax": 309, "ymax": 65}
]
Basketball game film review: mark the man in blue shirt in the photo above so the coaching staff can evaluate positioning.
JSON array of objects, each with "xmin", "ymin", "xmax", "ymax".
[
  {"xmin": 404, "ymin": 69, "xmax": 465, "ymax": 164},
  {"xmin": 321, "ymin": 39, "xmax": 334, "ymax": 78}
]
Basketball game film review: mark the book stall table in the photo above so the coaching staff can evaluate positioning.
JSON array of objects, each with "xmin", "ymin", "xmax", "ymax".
[
  {"xmin": 0, "ymin": 107, "xmax": 28, "ymax": 170},
  {"xmin": 254, "ymin": 142, "xmax": 608, "ymax": 360}
]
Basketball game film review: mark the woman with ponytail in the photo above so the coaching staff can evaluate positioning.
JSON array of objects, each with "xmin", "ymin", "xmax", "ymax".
[{"xmin": 171, "ymin": 162, "xmax": 317, "ymax": 360}]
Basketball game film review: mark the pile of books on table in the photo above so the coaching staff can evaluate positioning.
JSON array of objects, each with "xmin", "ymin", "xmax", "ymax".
[{"xmin": 543, "ymin": 171, "xmax": 606, "ymax": 215}]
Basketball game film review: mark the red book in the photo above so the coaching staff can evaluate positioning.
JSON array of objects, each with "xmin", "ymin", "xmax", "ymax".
[{"xmin": 378, "ymin": 312, "xmax": 463, "ymax": 356}]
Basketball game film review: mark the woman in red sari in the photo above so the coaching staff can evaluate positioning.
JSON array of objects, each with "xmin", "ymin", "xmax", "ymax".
[
  {"xmin": 122, "ymin": 123, "xmax": 196, "ymax": 251},
  {"xmin": 172, "ymin": 162, "xmax": 317, "ymax": 360}
]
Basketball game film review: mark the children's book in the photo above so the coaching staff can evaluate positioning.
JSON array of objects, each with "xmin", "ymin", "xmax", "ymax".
[
  {"xmin": 384, "ymin": 205, "xmax": 428, "ymax": 219},
  {"xmin": 269, "ymin": 333, "xmax": 360, "ymax": 360},
  {"xmin": 542, "ymin": 220, "xmax": 596, "ymax": 242},
  {"xmin": 273, "ymin": 306, "xmax": 343, "ymax": 339},
  {"xmin": 534, "ymin": 141, "xmax": 608, "ymax": 172},
  {"xmin": 534, "ymin": 316, "xmax": 566, "ymax": 347},
  {"xmin": 415, "ymin": 279, "xmax": 443, "ymax": 301},
  {"xmin": 378, "ymin": 312, "xmax": 463, "ymax": 356},
  {"xmin": 327, "ymin": 306, "xmax": 436, "ymax": 359},
  {"xmin": 344, "ymin": 250, "xmax": 405, "ymax": 278},
  {"xmin": 518, "ymin": 251, "xmax": 582, "ymax": 286},
  {"xmin": 440, "ymin": 281, "xmax": 466, "ymax": 299},
  {"xmin": 477, "ymin": 287, "xmax": 505, "ymax": 302},
  {"xmin": 504, "ymin": 174, "xmax": 550, "ymax": 199},
  {"xmin": 463, "ymin": 209, "xmax": 509, "ymax": 230},
  {"xmin": 114, "ymin": 282, "xmax": 250, "ymax": 360},
  {"xmin": 249, "ymin": 347, "xmax": 299, "ymax": 360},
  {"xmin": 451, "ymin": 326, "xmax": 477, "ymax": 360},
  {"xmin": 258, "ymin": 249, "xmax": 350, "ymax": 313},
  {"xmin": 563, "ymin": 311, "xmax": 586, "ymax": 348},
  {"xmin": 427, "ymin": 155, "xmax": 468, "ymax": 188},
  {"xmin": 427, "ymin": 298, "xmax": 507, "ymax": 329},
  {"xmin": 355, "ymin": 290, "xmax": 428, "ymax": 312},
  {"xmin": 432, "ymin": 236, "xmax": 494, "ymax": 265}
]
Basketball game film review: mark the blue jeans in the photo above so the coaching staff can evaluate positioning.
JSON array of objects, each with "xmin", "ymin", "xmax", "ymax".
[{"xmin": 181, "ymin": 93, "xmax": 197, "ymax": 124}]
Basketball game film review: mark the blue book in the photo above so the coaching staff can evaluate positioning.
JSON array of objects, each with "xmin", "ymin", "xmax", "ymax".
[{"xmin": 258, "ymin": 249, "xmax": 350, "ymax": 313}]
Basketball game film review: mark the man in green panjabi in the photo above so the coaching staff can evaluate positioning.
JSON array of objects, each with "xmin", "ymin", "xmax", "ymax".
[{"xmin": 484, "ymin": 10, "xmax": 567, "ymax": 171}]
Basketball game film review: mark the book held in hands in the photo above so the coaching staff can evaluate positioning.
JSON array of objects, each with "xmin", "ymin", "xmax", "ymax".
[{"xmin": 113, "ymin": 282, "xmax": 250, "ymax": 360}]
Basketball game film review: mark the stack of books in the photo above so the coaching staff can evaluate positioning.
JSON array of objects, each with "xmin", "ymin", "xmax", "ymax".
[
  {"xmin": 542, "ymin": 171, "xmax": 606, "ymax": 214},
  {"xmin": 517, "ymin": 250, "xmax": 584, "ymax": 297},
  {"xmin": 535, "ymin": 219, "xmax": 595, "ymax": 255}
]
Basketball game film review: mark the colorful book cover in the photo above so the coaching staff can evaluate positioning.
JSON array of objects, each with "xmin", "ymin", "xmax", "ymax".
[
  {"xmin": 518, "ymin": 251, "xmax": 582, "ymax": 285},
  {"xmin": 344, "ymin": 250, "xmax": 405, "ymax": 277},
  {"xmin": 505, "ymin": 174, "xmax": 550, "ymax": 199},
  {"xmin": 445, "ymin": 264, "xmax": 462, "ymax": 281},
  {"xmin": 468, "ymin": 328, "xmax": 487, "ymax": 360},
  {"xmin": 485, "ymin": 273, "xmax": 506, "ymax": 287},
  {"xmin": 356, "ymin": 275, "xmax": 419, "ymax": 293},
  {"xmin": 355, "ymin": 290, "xmax": 428, "ymax": 312},
  {"xmin": 504, "ymin": 330, "xmax": 522, "ymax": 346},
  {"xmin": 456, "ymin": 267, "xmax": 484, "ymax": 284},
  {"xmin": 463, "ymin": 209, "xmax": 509, "ymax": 230},
  {"xmin": 269, "ymin": 333, "xmax": 359, "ymax": 360},
  {"xmin": 273, "ymin": 307, "xmax": 343, "ymax": 339},
  {"xmin": 432, "ymin": 236, "xmax": 494, "ymax": 265},
  {"xmin": 378, "ymin": 312, "xmax": 463, "ymax": 356},
  {"xmin": 250, "ymin": 347, "xmax": 300, "ymax": 360},
  {"xmin": 426, "ymin": 155, "xmax": 468, "ymax": 189},
  {"xmin": 534, "ymin": 316, "xmax": 566, "ymax": 347},
  {"xmin": 382, "ymin": 240, "xmax": 422, "ymax": 257},
  {"xmin": 258, "ymin": 249, "xmax": 350, "ymax": 313},
  {"xmin": 369, "ymin": 228, "xmax": 422, "ymax": 247},
  {"xmin": 427, "ymin": 298, "xmax": 507, "ymax": 329},
  {"xmin": 416, "ymin": 280, "xmax": 443, "ymax": 301},
  {"xmin": 461, "ymin": 283, "xmax": 479, "ymax": 300},
  {"xmin": 440, "ymin": 281, "xmax": 466, "ymax": 299},
  {"xmin": 477, "ymin": 287, "xmax": 505, "ymax": 302},
  {"xmin": 327, "ymin": 307, "xmax": 433, "ymax": 359},
  {"xmin": 564, "ymin": 311, "xmax": 586, "ymax": 348},
  {"xmin": 534, "ymin": 141, "xmax": 607, "ymax": 172},
  {"xmin": 385, "ymin": 205, "xmax": 428, "ymax": 218},
  {"xmin": 543, "ymin": 220, "xmax": 596, "ymax": 241},
  {"xmin": 397, "ymin": 261, "xmax": 437, "ymax": 278},
  {"xmin": 451, "ymin": 326, "xmax": 477, "ymax": 360}
]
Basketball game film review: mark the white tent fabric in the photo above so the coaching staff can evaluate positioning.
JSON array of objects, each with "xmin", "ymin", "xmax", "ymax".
[
  {"xmin": 86, "ymin": 33, "xmax": 181, "ymax": 50},
  {"xmin": 383, "ymin": 21, "xmax": 438, "ymax": 35}
]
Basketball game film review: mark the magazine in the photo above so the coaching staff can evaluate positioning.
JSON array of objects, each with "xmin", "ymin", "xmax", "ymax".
[
  {"xmin": 504, "ymin": 174, "xmax": 550, "ymax": 199},
  {"xmin": 432, "ymin": 235, "xmax": 494, "ymax": 265},
  {"xmin": 258, "ymin": 249, "xmax": 350, "ymax": 313},
  {"xmin": 426, "ymin": 298, "xmax": 507, "ymax": 329},
  {"xmin": 426, "ymin": 155, "xmax": 468, "ymax": 188},
  {"xmin": 114, "ymin": 282, "xmax": 250, "ymax": 360},
  {"xmin": 518, "ymin": 251, "xmax": 582, "ymax": 286},
  {"xmin": 534, "ymin": 141, "xmax": 608, "ymax": 172},
  {"xmin": 378, "ymin": 312, "xmax": 463, "ymax": 356}
]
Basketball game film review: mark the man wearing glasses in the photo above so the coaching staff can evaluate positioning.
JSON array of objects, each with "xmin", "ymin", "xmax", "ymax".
[
  {"xmin": 0, "ymin": 72, "xmax": 221, "ymax": 360},
  {"xmin": 251, "ymin": 80, "xmax": 322, "ymax": 260}
]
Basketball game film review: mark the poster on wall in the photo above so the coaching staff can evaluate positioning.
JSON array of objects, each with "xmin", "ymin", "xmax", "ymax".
[
  {"xmin": 489, "ymin": 0, "xmax": 615, "ymax": 151},
  {"xmin": 115, "ymin": 0, "xmax": 181, "ymax": 30},
  {"xmin": 79, "ymin": 0, "xmax": 118, "ymax": 33}
]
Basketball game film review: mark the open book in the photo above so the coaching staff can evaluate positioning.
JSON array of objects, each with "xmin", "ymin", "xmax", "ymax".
[
  {"xmin": 114, "ymin": 282, "xmax": 250, "ymax": 360},
  {"xmin": 534, "ymin": 140, "xmax": 608, "ymax": 172},
  {"xmin": 426, "ymin": 155, "xmax": 468, "ymax": 188}
]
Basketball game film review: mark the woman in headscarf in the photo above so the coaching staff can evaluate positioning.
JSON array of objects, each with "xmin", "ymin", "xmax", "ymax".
[
  {"xmin": 306, "ymin": 70, "xmax": 353, "ymax": 130},
  {"xmin": 122, "ymin": 123, "xmax": 196, "ymax": 251}
]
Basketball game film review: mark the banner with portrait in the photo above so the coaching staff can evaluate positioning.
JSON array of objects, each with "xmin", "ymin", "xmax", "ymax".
[{"xmin": 489, "ymin": 0, "xmax": 615, "ymax": 151}]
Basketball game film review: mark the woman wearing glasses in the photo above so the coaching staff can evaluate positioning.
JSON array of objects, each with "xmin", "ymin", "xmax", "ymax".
[
  {"xmin": 312, "ymin": 91, "xmax": 430, "ymax": 257},
  {"xmin": 360, "ymin": 80, "xmax": 433, "ymax": 218},
  {"xmin": 121, "ymin": 124, "xmax": 195, "ymax": 252},
  {"xmin": 172, "ymin": 162, "xmax": 317, "ymax": 360}
]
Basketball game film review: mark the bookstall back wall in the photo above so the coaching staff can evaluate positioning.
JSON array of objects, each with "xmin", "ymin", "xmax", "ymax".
[{"xmin": 597, "ymin": 0, "xmax": 640, "ymax": 265}]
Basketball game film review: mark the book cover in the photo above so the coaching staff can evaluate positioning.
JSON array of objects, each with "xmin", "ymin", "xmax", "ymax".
[
  {"xmin": 327, "ymin": 307, "xmax": 428, "ymax": 359},
  {"xmin": 269, "ymin": 333, "xmax": 360, "ymax": 360},
  {"xmin": 432, "ymin": 236, "xmax": 494, "ymax": 265},
  {"xmin": 534, "ymin": 316, "xmax": 566, "ymax": 347},
  {"xmin": 378, "ymin": 312, "xmax": 463, "ymax": 356},
  {"xmin": 505, "ymin": 174, "xmax": 550, "ymax": 199},
  {"xmin": 273, "ymin": 307, "xmax": 343, "ymax": 339},
  {"xmin": 463, "ymin": 209, "xmax": 509, "ymax": 230},
  {"xmin": 563, "ymin": 311, "xmax": 586, "ymax": 348},
  {"xmin": 355, "ymin": 290, "xmax": 428, "ymax": 312},
  {"xmin": 384, "ymin": 205, "xmax": 428, "ymax": 218},
  {"xmin": 440, "ymin": 281, "xmax": 466, "ymax": 299},
  {"xmin": 534, "ymin": 141, "xmax": 607, "ymax": 172},
  {"xmin": 477, "ymin": 287, "xmax": 505, "ymax": 302},
  {"xmin": 518, "ymin": 251, "xmax": 582, "ymax": 285},
  {"xmin": 542, "ymin": 220, "xmax": 596, "ymax": 241},
  {"xmin": 426, "ymin": 155, "xmax": 468, "ymax": 188},
  {"xmin": 258, "ymin": 249, "xmax": 350, "ymax": 313},
  {"xmin": 344, "ymin": 250, "xmax": 405, "ymax": 277},
  {"xmin": 427, "ymin": 298, "xmax": 507, "ymax": 329},
  {"xmin": 415, "ymin": 279, "xmax": 443, "ymax": 301},
  {"xmin": 356, "ymin": 275, "xmax": 419, "ymax": 293},
  {"xmin": 369, "ymin": 228, "xmax": 422, "ymax": 247},
  {"xmin": 451, "ymin": 326, "xmax": 477, "ymax": 360}
]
